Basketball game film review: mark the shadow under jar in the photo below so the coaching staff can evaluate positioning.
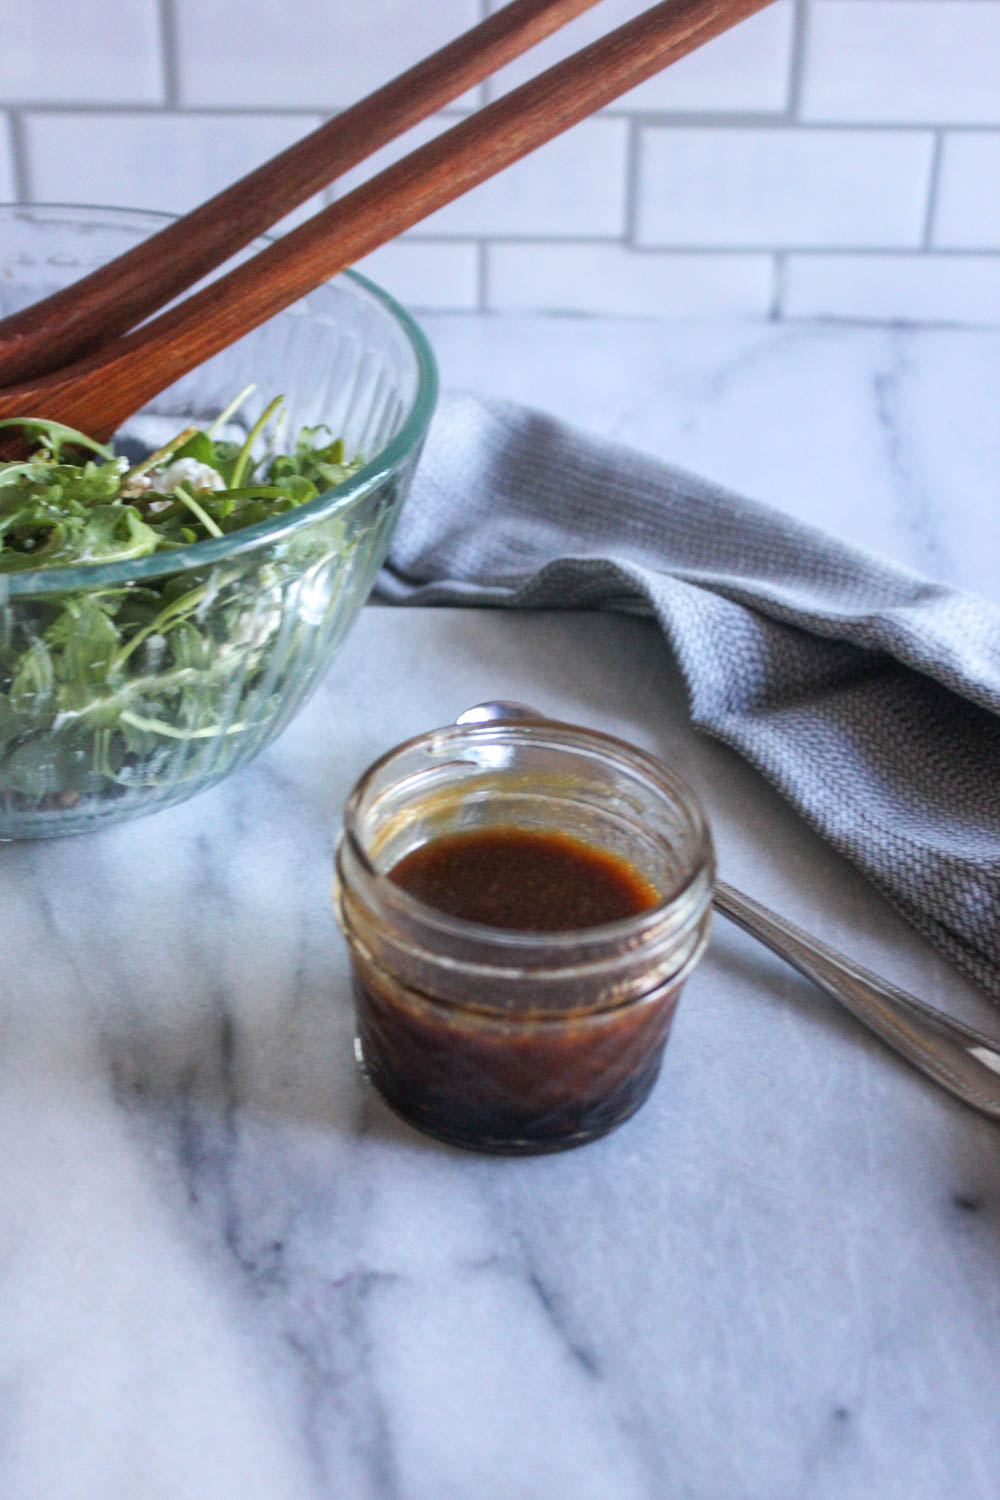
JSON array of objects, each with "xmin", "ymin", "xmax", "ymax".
[{"xmin": 334, "ymin": 718, "xmax": 715, "ymax": 1154}]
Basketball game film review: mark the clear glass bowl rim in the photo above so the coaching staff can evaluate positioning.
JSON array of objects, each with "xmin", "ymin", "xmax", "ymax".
[{"xmin": 0, "ymin": 201, "xmax": 439, "ymax": 597}]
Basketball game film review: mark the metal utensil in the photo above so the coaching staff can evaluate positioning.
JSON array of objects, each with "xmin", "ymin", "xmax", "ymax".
[{"xmin": 457, "ymin": 700, "xmax": 1000, "ymax": 1122}]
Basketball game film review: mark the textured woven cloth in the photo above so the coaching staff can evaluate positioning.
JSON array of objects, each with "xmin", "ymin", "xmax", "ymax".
[{"xmin": 376, "ymin": 392, "xmax": 1000, "ymax": 1000}]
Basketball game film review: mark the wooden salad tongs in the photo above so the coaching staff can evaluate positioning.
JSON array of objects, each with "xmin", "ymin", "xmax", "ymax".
[{"xmin": 0, "ymin": 0, "xmax": 775, "ymax": 444}]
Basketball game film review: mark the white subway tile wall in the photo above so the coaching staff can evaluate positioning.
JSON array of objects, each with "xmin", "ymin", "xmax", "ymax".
[
  {"xmin": 422, "ymin": 118, "xmax": 629, "ymax": 238},
  {"xmin": 487, "ymin": 244, "xmax": 775, "ymax": 316},
  {"xmin": 636, "ymin": 127, "xmax": 933, "ymax": 247},
  {"xmin": 333, "ymin": 112, "xmax": 628, "ymax": 237},
  {"xmin": 173, "ymin": 0, "xmax": 483, "ymax": 110},
  {"xmin": 3, "ymin": 0, "xmax": 999, "ymax": 323},
  {"xmin": 0, "ymin": 1, "xmax": 164, "ymax": 106},
  {"xmin": 801, "ymin": 2, "xmax": 1000, "ymax": 125},
  {"xmin": 356, "ymin": 242, "xmax": 481, "ymax": 309},
  {"xmin": 783, "ymin": 254, "xmax": 1000, "ymax": 323},
  {"xmin": 24, "ymin": 112, "xmax": 325, "ymax": 224},
  {"xmin": 934, "ymin": 133, "xmax": 1000, "ymax": 249},
  {"xmin": 483, "ymin": 0, "xmax": 796, "ymax": 113}
]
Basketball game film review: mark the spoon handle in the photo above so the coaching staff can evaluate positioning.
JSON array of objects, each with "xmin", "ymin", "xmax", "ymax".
[
  {"xmin": 456, "ymin": 705, "xmax": 1000, "ymax": 1121},
  {"xmin": 713, "ymin": 880, "xmax": 1000, "ymax": 1120}
]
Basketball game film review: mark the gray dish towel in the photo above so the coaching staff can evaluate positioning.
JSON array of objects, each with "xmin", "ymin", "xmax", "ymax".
[{"xmin": 376, "ymin": 391, "xmax": 1000, "ymax": 1001}]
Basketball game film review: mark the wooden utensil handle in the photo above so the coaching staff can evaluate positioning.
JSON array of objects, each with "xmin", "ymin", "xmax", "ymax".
[
  {"xmin": 2, "ymin": 0, "xmax": 775, "ymax": 438},
  {"xmin": 0, "ymin": 0, "xmax": 602, "ymax": 385}
]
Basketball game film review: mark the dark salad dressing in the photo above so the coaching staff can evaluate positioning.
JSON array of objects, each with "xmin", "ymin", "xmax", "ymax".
[
  {"xmin": 353, "ymin": 826, "xmax": 682, "ymax": 1153},
  {"xmin": 387, "ymin": 826, "xmax": 660, "ymax": 930}
]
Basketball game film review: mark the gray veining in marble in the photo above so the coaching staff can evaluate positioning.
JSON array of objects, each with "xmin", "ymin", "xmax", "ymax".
[
  {"xmin": 419, "ymin": 317, "xmax": 1000, "ymax": 605},
  {"xmin": 1, "ymin": 319, "xmax": 999, "ymax": 1500}
]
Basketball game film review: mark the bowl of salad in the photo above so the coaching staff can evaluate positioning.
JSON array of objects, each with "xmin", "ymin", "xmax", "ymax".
[{"xmin": 0, "ymin": 204, "xmax": 437, "ymax": 838}]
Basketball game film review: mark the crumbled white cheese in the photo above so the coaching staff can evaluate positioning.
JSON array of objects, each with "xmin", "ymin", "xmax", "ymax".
[
  {"xmin": 119, "ymin": 474, "xmax": 152, "ymax": 498},
  {"xmin": 149, "ymin": 458, "xmax": 226, "ymax": 494}
]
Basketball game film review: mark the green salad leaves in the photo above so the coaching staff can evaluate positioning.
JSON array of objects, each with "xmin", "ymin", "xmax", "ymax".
[{"xmin": 0, "ymin": 392, "xmax": 365, "ymax": 813}]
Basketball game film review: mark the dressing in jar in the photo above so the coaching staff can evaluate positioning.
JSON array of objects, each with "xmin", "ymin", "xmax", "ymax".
[{"xmin": 334, "ymin": 714, "xmax": 714, "ymax": 1153}]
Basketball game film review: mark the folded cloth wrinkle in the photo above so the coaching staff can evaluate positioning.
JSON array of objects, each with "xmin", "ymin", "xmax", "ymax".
[{"xmin": 377, "ymin": 392, "xmax": 1000, "ymax": 998}]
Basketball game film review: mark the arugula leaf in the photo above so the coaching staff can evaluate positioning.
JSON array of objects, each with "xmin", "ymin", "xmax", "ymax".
[
  {"xmin": 168, "ymin": 430, "xmax": 218, "ymax": 468},
  {"xmin": 0, "ymin": 391, "xmax": 365, "ymax": 810},
  {"xmin": 0, "ymin": 417, "xmax": 115, "ymax": 461}
]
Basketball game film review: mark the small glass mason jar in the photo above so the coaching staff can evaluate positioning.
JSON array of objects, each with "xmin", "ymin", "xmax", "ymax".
[{"xmin": 333, "ymin": 716, "xmax": 714, "ymax": 1154}]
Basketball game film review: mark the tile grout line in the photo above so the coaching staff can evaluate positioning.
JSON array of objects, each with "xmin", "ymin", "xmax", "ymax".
[
  {"xmin": 5, "ymin": 102, "xmax": 330, "ymax": 119},
  {"xmin": 401, "ymin": 234, "xmax": 1000, "ymax": 257},
  {"xmin": 476, "ymin": 240, "xmax": 489, "ymax": 313},
  {"xmin": 6, "ymin": 110, "xmax": 31, "ymax": 201},
  {"xmin": 7, "ymin": 100, "xmax": 1000, "ymax": 134},
  {"xmin": 922, "ymin": 130, "xmax": 945, "ymax": 250},
  {"xmin": 623, "ymin": 118, "xmax": 641, "ymax": 249},
  {"xmin": 772, "ymin": 251, "xmax": 785, "ymax": 319},
  {"xmin": 157, "ymin": 0, "xmax": 181, "ymax": 109},
  {"xmin": 787, "ymin": 0, "xmax": 809, "ymax": 121}
]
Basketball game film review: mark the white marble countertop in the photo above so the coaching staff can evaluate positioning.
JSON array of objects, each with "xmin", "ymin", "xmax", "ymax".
[{"xmin": 2, "ymin": 316, "xmax": 999, "ymax": 1500}]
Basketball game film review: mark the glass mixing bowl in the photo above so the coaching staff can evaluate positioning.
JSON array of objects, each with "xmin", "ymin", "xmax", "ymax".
[{"xmin": 0, "ymin": 204, "xmax": 437, "ymax": 838}]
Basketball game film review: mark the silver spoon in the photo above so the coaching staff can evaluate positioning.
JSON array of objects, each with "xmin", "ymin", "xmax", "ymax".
[{"xmin": 457, "ymin": 701, "xmax": 1000, "ymax": 1122}]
